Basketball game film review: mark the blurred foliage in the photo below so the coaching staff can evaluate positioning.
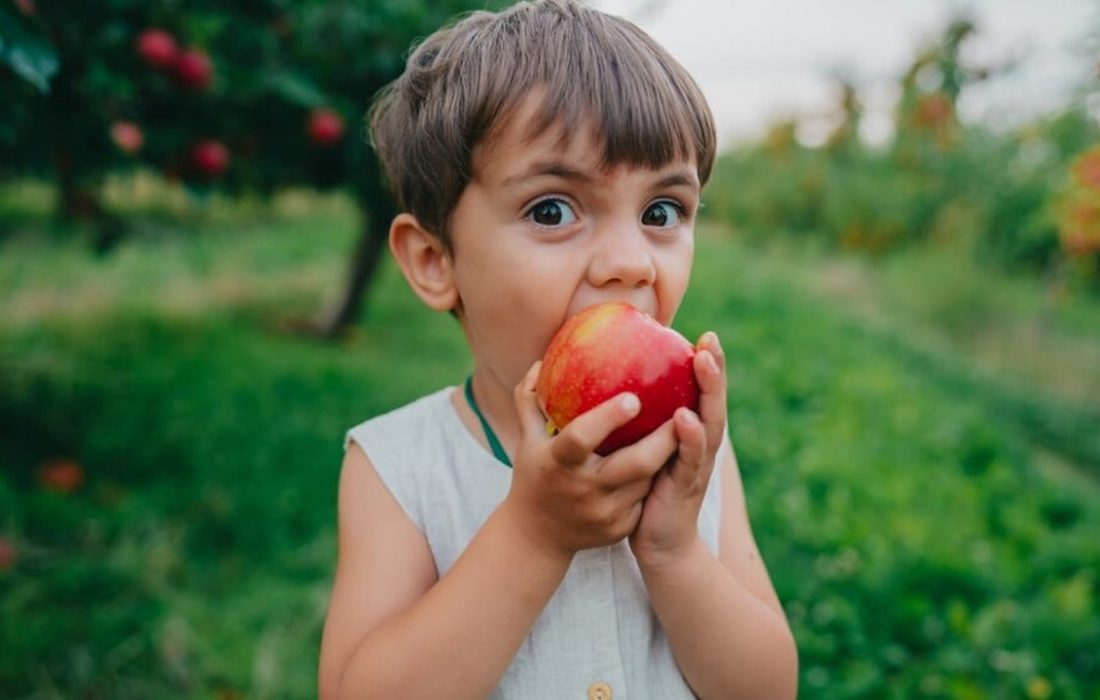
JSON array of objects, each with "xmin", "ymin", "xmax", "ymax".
[
  {"xmin": 0, "ymin": 0, "xmax": 502, "ymax": 216},
  {"xmin": 704, "ymin": 17, "xmax": 1100, "ymax": 292},
  {"xmin": 0, "ymin": 0, "xmax": 505, "ymax": 333}
]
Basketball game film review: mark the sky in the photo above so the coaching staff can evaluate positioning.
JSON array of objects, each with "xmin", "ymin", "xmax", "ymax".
[{"xmin": 594, "ymin": 0, "xmax": 1099, "ymax": 149}]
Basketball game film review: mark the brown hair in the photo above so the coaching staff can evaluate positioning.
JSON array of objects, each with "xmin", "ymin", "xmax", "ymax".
[{"xmin": 368, "ymin": 0, "xmax": 716, "ymax": 244}]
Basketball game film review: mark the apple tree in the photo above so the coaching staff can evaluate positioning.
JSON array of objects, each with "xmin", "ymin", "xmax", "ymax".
[{"xmin": 0, "ymin": 0, "xmax": 505, "ymax": 335}]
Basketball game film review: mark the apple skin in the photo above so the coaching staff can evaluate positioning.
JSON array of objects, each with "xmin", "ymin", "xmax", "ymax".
[
  {"xmin": 307, "ymin": 109, "xmax": 346, "ymax": 146},
  {"xmin": 110, "ymin": 121, "xmax": 143, "ymax": 154},
  {"xmin": 39, "ymin": 458, "xmax": 85, "ymax": 494},
  {"xmin": 0, "ymin": 536, "xmax": 15, "ymax": 572},
  {"xmin": 173, "ymin": 49, "xmax": 213, "ymax": 90},
  {"xmin": 136, "ymin": 29, "xmax": 178, "ymax": 69},
  {"xmin": 537, "ymin": 302, "xmax": 699, "ymax": 455},
  {"xmin": 189, "ymin": 140, "xmax": 229, "ymax": 179}
]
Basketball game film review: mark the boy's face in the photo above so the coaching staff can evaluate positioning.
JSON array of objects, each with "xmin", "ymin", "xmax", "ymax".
[{"xmin": 448, "ymin": 93, "xmax": 700, "ymax": 392}]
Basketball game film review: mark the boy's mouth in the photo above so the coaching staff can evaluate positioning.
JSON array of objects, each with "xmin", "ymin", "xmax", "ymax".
[{"xmin": 566, "ymin": 297, "xmax": 657, "ymax": 323}]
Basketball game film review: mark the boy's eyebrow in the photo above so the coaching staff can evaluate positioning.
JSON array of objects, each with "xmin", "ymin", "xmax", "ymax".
[
  {"xmin": 500, "ymin": 162, "xmax": 699, "ymax": 190},
  {"xmin": 654, "ymin": 170, "xmax": 699, "ymax": 191},
  {"xmin": 500, "ymin": 161, "xmax": 593, "ymax": 187}
]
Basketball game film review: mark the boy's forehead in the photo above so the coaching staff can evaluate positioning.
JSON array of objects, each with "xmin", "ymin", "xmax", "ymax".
[
  {"xmin": 473, "ymin": 95, "xmax": 599, "ymax": 183},
  {"xmin": 472, "ymin": 93, "xmax": 696, "ymax": 187}
]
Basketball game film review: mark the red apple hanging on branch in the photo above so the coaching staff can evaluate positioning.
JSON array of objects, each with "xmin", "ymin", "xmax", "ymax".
[
  {"xmin": 110, "ymin": 121, "xmax": 143, "ymax": 154},
  {"xmin": 135, "ymin": 28, "xmax": 178, "ymax": 70},
  {"xmin": 38, "ymin": 458, "xmax": 86, "ymax": 494},
  {"xmin": 189, "ymin": 139, "xmax": 230, "ymax": 179},
  {"xmin": 307, "ymin": 108, "xmax": 346, "ymax": 147},
  {"xmin": 537, "ymin": 302, "xmax": 700, "ymax": 455},
  {"xmin": 173, "ymin": 48, "xmax": 213, "ymax": 91},
  {"xmin": 0, "ymin": 536, "xmax": 16, "ymax": 573}
]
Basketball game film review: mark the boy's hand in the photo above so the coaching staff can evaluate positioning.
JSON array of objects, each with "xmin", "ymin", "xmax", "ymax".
[
  {"xmin": 499, "ymin": 362, "xmax": 679, "ymax": 561},
  {"xmin": 629, "ymin": 331, "xmax": 727, "ymax": 569}
]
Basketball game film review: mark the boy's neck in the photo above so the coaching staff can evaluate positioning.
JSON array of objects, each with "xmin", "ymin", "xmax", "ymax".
[{"xmin": 455, "ymin": 370, "xmax": 523, "ymax": 463}]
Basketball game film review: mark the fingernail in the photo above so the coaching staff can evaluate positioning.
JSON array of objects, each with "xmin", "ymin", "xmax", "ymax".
[
  {"xmin": 679, "ymin": 408, "xmax": 698, "ymax": 424},
  {"xmin": 621, "ymin": 393, "xmax": 640, "ymax": 414}
]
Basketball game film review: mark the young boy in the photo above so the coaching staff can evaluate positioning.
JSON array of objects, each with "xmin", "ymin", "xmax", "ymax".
[{"xmin": 318, "ymin": 1, "xmax": 798, "ymax": 698}]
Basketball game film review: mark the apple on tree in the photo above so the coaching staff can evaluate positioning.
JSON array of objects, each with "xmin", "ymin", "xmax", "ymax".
[
  {"xmin": 136, "ymin": 29, "xmax": 178, "ymax": 70},
  {"xmin": 0, "ymin": 536, "xmax": 15, "ymax": 572},
  {"xmin": 307, "ymin": 109, "xmax": 346, "ymax": 147},
  {"xmin": 110, "ymin": 121, "xmax": 143, "ymax": 154},
  {"xmin": 38, "ymin": 458, "xmax": 85, "ymax": 494},
  {"xmin": 189, "ymin": 140, "xmax": 230, "ymax": 179},
  {"xmin": 173, "ymin": 49, "xmax": 213, "ymax": 91},
  {"xmin": 537, "ymin": 301, "xmax": 700, "ymax": 455}
]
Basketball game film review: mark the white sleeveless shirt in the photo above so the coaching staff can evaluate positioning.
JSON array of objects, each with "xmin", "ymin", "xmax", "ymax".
[{"xmin": 345, "ymin": 387, "xmax": 723, "ymax": 699}]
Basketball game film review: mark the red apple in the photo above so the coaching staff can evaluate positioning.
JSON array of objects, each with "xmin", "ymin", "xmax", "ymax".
[
  {"xmin": 173, "ymin": 49, "xmax": 213, "ymax": 91},
  {"xmin": 39, "ymin": 458, "xmax": 85, "ymax": 494},
  {"xmin": 537, "ymin": 302, "xmax": 699, "ymax": 455},
  {"xmin": 110, "ymin": 121, "xmax": 143, "ymax": 154},
  {"xmin": 307, "ymin": 108, "xmax": 346, "ymax": 147},
  {"xmin": 189, "ymin": 140, "xmax": 229, "ymax": 179},
  {"xmin": 136, "ymin": 29, "xmax": 178, "ymax": 70},
  {"xmin": 0, "ymin": 536, "xmax": 15, "ymax": 572}
]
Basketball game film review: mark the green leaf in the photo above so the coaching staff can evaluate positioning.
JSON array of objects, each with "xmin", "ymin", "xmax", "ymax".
[
  {"xmin": 0, "ymin": 4, "xmax": 59, "ymax": 94},
  {"xmin": 264, "ymin": 70, "xmax": 327, "ymax": 108}
]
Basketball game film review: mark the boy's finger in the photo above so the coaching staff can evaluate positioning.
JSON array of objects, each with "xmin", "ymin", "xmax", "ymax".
[
  {"xmin": 698, "ymin": 331, "xmax": 726, "ymax": 373},
  {"xmin": 598, "ymin": 418, "xmax": 677, "ymax": 489},
  {"xmin": 668, "ymin": 407, "xmax": 707, "ymax": 491},
  {"xmin": 514, "ymin": 362, "xmax": 549, "ymax": 440},
  {"xmin": 694, "ymin": 348, "xmax": 728, "ymax": 452},
  {"xmin": 550, "ymin": 392, "xmax": 641, "ymax": 467}
]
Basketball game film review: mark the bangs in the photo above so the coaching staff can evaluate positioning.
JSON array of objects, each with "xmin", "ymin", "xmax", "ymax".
[{"xmin": 463, "ymin": 2, "xmax": 716, "ymax": 182}]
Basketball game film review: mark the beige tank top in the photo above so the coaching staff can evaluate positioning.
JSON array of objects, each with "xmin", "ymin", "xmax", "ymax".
[{"xmin": 345, "ymin": 386, "xmax": 723, "ymax": 699}]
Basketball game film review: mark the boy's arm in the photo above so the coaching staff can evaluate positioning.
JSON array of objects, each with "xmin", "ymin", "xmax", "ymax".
[
  {"xmin": 638, "ymin": 442, "xmax": 799, "ymax": 700},
  {"xmin": 319, "ymin": 364, "xmax": 676, "ymax": 700},
  {"xmin": 318, "ymin": 442, "xmax": 574, "ymax": 700}
]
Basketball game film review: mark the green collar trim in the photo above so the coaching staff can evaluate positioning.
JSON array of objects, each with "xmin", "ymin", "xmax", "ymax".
[{"xmin": 463, "ymin": 376, "xmax": 512, "ymax": 468}]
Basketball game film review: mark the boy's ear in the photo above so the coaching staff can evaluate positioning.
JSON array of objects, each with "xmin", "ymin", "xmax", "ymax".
[{"xmin": 388, "ymin": 212, "xmax": 458, "ymax": 312}]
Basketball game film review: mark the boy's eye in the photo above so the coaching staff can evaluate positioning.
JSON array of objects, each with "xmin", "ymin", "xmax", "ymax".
[
  {"xmin": 527, "ymin": 198, "xmax": 577, "ymax": 227},
  {"xmin": 641, "ymin": 201, "xmax": 682, "ymax": 228}
]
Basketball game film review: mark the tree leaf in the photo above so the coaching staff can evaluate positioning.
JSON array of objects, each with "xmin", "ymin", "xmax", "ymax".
[
  {"xmin": 264, "ymin": 70, "xmax": 327, "ymax": 108},
  {"xmin": 0, "ymin": 4, "xmax": 59, "ymax": 94}
]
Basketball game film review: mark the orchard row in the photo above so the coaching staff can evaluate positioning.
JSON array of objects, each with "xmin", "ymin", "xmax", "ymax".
[{"xmin": 117, "ymin": 28, "xmax": 347, "ymax": 180}]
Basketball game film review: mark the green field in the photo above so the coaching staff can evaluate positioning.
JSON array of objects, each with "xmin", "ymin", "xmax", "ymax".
[{"xmin": 2, "ymin": 188, "xmax": 1099, "ymax": 699}]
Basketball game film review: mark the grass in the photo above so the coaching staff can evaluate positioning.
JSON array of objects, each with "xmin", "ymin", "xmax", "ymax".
[
  {"xmin": 791, "ymin": 238, "xmax": 1100, "ymax": 407},
  {"xmin": 729, "ymin": 233, "xmax": 1100, "ymax": 476},
  {"xmin": 1, "ymin": 186, "xmax": 1098, "ymax": 699}
]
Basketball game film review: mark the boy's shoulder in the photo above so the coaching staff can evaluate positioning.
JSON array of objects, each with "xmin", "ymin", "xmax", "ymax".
[
  {"xmin": 344, "ymin": 385, "xmax": 455, "ymax": 451},
  {"xmin": 341, "ymin": 384, "xmax": 504, "ymax": 539}
]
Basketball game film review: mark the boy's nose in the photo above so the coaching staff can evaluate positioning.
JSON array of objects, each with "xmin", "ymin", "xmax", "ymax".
[{"xmin": 586, "ymin": 221, "xmax": 656, "ymax": 289}]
